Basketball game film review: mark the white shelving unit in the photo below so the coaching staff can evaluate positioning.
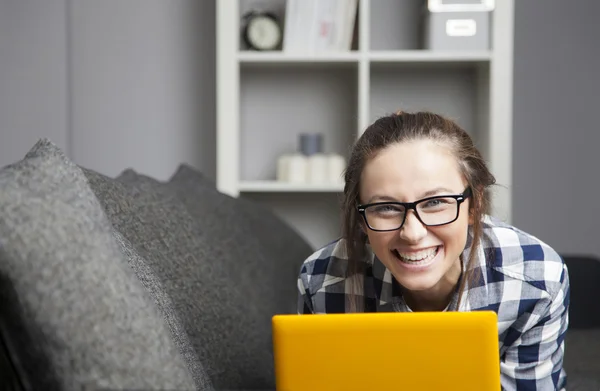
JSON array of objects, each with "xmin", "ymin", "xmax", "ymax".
[{"xmin": 217, "ymin": 0, "xmax": 514, "ymax": 250}]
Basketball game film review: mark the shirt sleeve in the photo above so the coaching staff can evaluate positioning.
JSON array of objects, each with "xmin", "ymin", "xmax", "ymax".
[
  {"xmin": 297, "ymin": 263, "xmax": 314, "ymax": 314},
  {"xmin": 500, "ymin": 264, "xmax": 570, "ymax": 391}
]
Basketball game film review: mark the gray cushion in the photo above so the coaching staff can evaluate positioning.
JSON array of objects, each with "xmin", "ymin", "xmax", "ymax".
[
  {"xmin": 84, "ymin": 165, "xmax": 312, "ymax": 390},
  {"xmin": 167, "ymin": 166, "xmax": 314, "ymax": 386},
  {"xmin": 0, "ymin": 139, "xmax": 196, "ymax": 391},
  {"xmin": 168, "ymin": 165, "xmax": 312, "ymax": 315},
  {"xmin": 112, "ymin": 230, "xmax": 213, "ymax": 391},
  {"xmin": 85, "ymin": 168, "xmax": 261, "ymax": 390}
]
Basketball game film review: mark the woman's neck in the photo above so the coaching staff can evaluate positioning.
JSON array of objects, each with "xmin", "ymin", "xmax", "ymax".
[{"xmin": 401, "ymin": 259, "xmax": 463, "ymax": 312}]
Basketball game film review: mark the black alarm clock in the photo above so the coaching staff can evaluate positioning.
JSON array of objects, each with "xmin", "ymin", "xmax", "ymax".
[{"xmin": 242, "ymin": 11, "xmax": 283, "ymax": 51}]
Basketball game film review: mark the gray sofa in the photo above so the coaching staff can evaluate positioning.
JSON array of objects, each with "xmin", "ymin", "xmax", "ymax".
[
  {"xmin": 0, "ymin": 139, "xmax": 598, "ymax": 391},
  {"xmin": 0, "ymin": 139, "xmax": 313, "ymax": 391}
]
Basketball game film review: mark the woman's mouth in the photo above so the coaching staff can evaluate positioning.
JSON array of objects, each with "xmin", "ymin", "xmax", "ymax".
[{"xmin": 392, "ymin": 246, "xmax": 440, "ymax": 268}]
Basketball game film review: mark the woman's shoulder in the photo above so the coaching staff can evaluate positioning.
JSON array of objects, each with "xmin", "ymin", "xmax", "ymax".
[
  {"xmin": 297, "ymin": 238, "xmax": 352, "ymax": 293},
  {"xmin": 480, "ymin": 215, "xmax": 567, "ymax": 296}
]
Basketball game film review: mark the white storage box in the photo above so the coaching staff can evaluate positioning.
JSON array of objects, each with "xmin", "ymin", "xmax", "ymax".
[{"xmin": 423, "ymin": 0, "xmax": 495, "ymax": 51}]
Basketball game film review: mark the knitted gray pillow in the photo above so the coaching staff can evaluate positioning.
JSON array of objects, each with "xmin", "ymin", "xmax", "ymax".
[
  {"xmin": 110, "ymin": 170, "xmax": 213, "ymax": 391},
  {"xmin": 168, "ymin": 165, "xmax": 313, "ymax": 314},
  {"xmin": 85, "ymin": 165, "xmax": 312, "ymax": 390},
  {"xmin": 0, "ymin": 139, "xmax": 196, "ymax": 391},
  {"xmin": 84, "ymin": 167, "xmax": 258, "ymax": 390},
  {"xmin": 166, "ymin": 166, "xmax": 314, "ymax": 384}
]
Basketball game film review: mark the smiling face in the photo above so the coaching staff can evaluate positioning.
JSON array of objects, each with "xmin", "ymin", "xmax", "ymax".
[{"xmin": 359, "ymin": 139, "xmax": 471, "ymax": 301}]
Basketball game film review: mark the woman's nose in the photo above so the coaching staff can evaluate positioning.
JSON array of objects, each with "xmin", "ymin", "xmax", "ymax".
[{"xmin": 398, "ymin": 211, "xmax": 427, "ymax": 243}]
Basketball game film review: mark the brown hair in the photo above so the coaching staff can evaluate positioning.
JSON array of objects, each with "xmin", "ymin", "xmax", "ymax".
[{"xmin": 341, "ymin": 111, "xmax": 496, "ymax": 312}]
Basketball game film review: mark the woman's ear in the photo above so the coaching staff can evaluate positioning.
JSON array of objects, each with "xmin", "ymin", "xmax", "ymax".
[
  {"xmin": 467, "ymin": 188, "xmax": 481, "ymax": 225},
  {"xmin": 358, "ymin": 219, "xmax": 370, "ymax": 243},
  {"xmin": 359, "ymin": 220, "xmax": 367, "ymax": 235},
  {"xmin": 467, "ymin": 197, "xmax": 476, "ymax": 225}
]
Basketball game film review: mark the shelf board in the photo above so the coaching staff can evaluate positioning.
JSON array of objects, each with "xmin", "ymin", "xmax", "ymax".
[
  {"xmin": 369, "ymin": 50, "xmax": 492, "ymax": 63},
  {"xmin": 237, "ymin": 51, "xmax": 360, "ymax": 64},
  {"xmin": 238, "ymin": 180, "xmax": 344, "ymax": 193},
  {"xmin": 237, "ymin": 50, "xmax": 492, "ymax": 65}
]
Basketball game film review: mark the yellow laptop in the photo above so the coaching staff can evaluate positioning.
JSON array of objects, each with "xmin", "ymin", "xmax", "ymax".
[{"xmin": 272, "ymin": 311, "xmax": 500, "ymax": 391}]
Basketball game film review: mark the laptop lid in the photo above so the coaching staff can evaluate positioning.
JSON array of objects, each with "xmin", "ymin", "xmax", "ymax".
[{"xmin": 272, "ymin": 311, "xmax": 500, "ymax": 391}]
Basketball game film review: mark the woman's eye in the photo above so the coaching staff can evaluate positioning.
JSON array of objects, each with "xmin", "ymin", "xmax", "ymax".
[
  {"xmin": 373, "ymin": 205, "xmax": 402, "ymax": 214},
  {"xmin": 425, "ymin": 199, "xmax": 441, "ymax": 207},
  {"xmin": 422, "ymin": 198, "xmax": 452, "ymax": 209}
]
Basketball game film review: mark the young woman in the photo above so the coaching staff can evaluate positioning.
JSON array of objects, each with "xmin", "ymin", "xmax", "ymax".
[{"xmin": 297, "ymin": 111, "xmax": 569, "ymax": 390}]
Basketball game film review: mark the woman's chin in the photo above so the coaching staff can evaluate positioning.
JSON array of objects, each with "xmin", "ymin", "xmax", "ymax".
[{"xmin": 393, "ymin": 274, "xmax": 441, "ymax": 293}]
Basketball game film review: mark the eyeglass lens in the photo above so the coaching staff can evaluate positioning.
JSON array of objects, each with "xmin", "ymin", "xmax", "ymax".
[{"xmin": 364, "ymin": 197, "xmax": 460, "ymax": 230}]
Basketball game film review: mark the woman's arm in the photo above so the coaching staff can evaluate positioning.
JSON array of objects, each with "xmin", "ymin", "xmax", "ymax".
[{"xmin": 500, "ymin": 264, "xmax": 570, "ymax": 391}]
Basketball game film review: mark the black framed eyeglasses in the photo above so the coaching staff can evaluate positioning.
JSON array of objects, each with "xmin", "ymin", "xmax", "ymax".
[{"xmin": 357, "ymin": 187, "xmax": 472, "ymax": 232}]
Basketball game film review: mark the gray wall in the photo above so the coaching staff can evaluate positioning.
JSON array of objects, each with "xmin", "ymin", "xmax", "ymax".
[
  {"xmin": 0, "ymin": 0, "xmax": 215, "ymax": 181},
  {"xmin": 0, "ymin": 0, "xmax": 69, "ymax": 160},
  {"xmin": 1, "ymin": 0, "xmax": 599, "ymax": 257},
  {"xmin": 512, "ymin": 0, "xmax": 600, "ymax": 258}
]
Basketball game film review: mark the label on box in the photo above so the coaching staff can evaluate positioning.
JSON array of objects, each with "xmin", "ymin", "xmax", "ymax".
[{"xmin": 446, "ymin": 19, "xmax": 477, "ymax": 37}]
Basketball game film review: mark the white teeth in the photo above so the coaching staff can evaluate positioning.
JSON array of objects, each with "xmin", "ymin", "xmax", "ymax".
[{"xmin": 397, "ymin": 247, "xmax": 438, "ymax": 262}]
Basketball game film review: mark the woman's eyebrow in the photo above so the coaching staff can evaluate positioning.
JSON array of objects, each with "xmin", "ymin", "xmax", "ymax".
[
  {"xmin": 366, "ymin": 195, "xmax": 398, "ymax": 203},
  {"xmin": 367, "ymin": 187, "xmax": 455, "ymax": 203},
  {"xmin": 419, "ymin": 187, "xmax": 455, "ymax": 198}
]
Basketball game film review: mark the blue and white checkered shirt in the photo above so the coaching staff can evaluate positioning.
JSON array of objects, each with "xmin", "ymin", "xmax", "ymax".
[{"xmin": 297, "ymin": 215, "xmax": 570, "ymax": 391}]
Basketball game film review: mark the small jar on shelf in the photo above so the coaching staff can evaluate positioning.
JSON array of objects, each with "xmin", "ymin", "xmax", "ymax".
[{"xmin": 276, "ymin": 133, "xmax": 346, "ymax": 185}]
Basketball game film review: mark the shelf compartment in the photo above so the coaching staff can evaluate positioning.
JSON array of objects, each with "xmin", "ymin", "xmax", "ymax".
[
  {"xmin": 239, "ymin": 180, "xmax": 344, "ymax": 193},
  {"xmin": 369, "ymin": 63, "xmax": 486, "ymax": 141},
  {"xmin": 238, "ymin": 0, "xmax": 360, "ymax": 53},
  {"xmin": 370, "ymin": 0, "xmax": 424, "ymax": 51},
  {"xmin": 240, "ymin": 65, "xmax": 358, "ymax": 182},
  {"xmin": 238, "ymin": 0, "xmax": 287, "ymax": 51}
]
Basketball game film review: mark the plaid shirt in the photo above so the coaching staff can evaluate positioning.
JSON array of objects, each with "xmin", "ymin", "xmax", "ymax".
[{"xmin": 297, "ymin": 215, "xmax": 570, "ymax": 391}]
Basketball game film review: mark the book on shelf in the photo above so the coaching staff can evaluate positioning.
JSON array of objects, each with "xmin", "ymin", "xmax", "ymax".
[{"xmin": 283, "ymin": 0, "xmax": 358, "ymax": 54}]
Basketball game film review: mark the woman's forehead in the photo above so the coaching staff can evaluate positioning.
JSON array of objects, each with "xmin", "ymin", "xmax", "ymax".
[{"xmin": 359, "ymin": 140, "xmax": 465, "ymax": 202}]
